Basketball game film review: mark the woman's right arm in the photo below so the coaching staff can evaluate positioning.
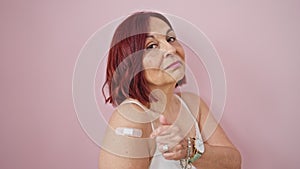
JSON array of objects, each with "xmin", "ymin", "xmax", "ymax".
[
  {"xmin": 98, "ymin": 105, "xmax": 155, "ymax": 169},
  {"xmin": 99, "ymin": 150, "xmax": 151, "ymax": 169}
]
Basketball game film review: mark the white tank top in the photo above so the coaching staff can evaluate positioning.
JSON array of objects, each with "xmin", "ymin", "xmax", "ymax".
[{"xmin": 121, "ymin": 94, "xmax": 203, "ymax": 169}]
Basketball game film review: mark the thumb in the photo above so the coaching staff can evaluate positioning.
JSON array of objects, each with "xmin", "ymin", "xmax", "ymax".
[{"xmin": 159, "ymin": 115, "xmax": 170, "ymax": 125}]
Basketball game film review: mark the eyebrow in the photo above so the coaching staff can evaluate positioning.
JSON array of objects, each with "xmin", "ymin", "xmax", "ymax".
[{"xmin": 146, "ymin": 28, "xmax": 173, "ymax": 38}]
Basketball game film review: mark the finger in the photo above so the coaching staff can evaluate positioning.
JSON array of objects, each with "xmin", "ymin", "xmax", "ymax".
[
  {"xmin": 156, "ymin": 138, "xmax": 186, "ymax": 156},
  {"xmin": 157, "ymin": 144, "xmax": 185, "ymax": 154},
  {"xmin": 163, "ymin": 150, "xmax": 186, "ymax": 161},
  {"xmin": 156, "ymin": 134, "xmax": 183, "ymax": 147},
  {"xmin": 159, "ymin": 125, "xmax": 181, "ymax": 136},
  {"xmin": 161, "ymin": 143, "xmax": 185, "ymax": 151},
  {"xmin": 168, "ymin": 143, "xmax": 186, "ymax": 152},
  {"xmin": 164, "ymin": 140, "xmax": 187, "ymax": 160},
  {"xmin": 179, "ymin": 138, "xmax": 188, "ymax": 148},
  {"xmin": 159, "ymin": 115, "xmax": 170, "ymax": 125},
  {"xmin": 158, "ymin": 144, "xmax": 170, "ymax": 153},
  {"xmin": 152, "ymin": 125, "xmax": 180, "ymax": 138},
  {"xmin": 155, "ymin": 128, "xmax": 183, "ymax": 146},
  {"xmin": 150, "ymin": 126, "xmax": 171, "ymax": 138},
  {"xmin": 162, "ymin": 152, "xmax": 176, "ymax": 160}
]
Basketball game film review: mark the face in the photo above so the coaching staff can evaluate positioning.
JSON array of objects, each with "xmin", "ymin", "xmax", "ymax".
[{"xmin": 143, "ymin": 17, "xmax": 185, "ymax": 87}]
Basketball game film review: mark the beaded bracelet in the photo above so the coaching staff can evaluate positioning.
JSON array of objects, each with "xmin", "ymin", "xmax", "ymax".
[
  {"xmin": 187, "ymin": 137, "xmax": 192, "ymax": 159},
  {"xmin": 188, "ymin": 138, "xmax": 204, "ymax": 164},
  {"xmin": 180, "ymin": 137, "xmax": 193, "ymax": 169},
  {"xmin": 188, "ymin": 151, "xmax": 203, "ymax": 164}
]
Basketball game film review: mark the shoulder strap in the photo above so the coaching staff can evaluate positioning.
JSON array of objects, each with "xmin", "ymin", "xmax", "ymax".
[
  {"xmin": 174, "ymin": 94, "xmax": 204, "ymax": 152},
  {"xmin": 120, "ymin": 99, "xmax": 148, "ymax": 111},
  {"xmin": 120, "ymin": 99, "xmax": 156, "ymax": 130}
]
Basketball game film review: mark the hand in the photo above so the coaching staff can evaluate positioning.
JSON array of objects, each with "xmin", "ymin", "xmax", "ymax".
[{"xmin": 150, "ymin": 115, "xmax": 187, "ymax": 160}]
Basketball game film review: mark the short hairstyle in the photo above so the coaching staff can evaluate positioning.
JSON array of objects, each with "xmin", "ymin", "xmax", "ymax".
[{"xmin": 102, "ymin": 11, "xmax": 186, "ymax": 107}]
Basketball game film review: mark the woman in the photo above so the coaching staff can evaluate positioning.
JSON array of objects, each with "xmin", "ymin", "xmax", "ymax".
[{"xmin": 99, "ymin": 11, "xmax": 241, "ymax": 169}]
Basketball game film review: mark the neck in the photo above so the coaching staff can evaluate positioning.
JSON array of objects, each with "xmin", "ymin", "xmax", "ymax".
[{"xmin": 148, "ymin": 83, "xmax": 179, "ymax": 116}]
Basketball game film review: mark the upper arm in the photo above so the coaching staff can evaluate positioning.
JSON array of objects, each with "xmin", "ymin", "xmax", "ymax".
[
  {"xmin": 180, "ymin": 92, "xmax": 234, "ymax": 148},
  {"xmin": 99, "ymin": 104, "xmax": 155, "ymax": 169},
  {"xmin": 199, "ymin": 98, "xmax": 235, "ymax": 148}
]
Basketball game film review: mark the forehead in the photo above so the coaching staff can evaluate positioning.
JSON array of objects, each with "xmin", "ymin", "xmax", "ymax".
[{"xmin": 148, "ymin": 17, "xmax": 172, "ymax": 35}]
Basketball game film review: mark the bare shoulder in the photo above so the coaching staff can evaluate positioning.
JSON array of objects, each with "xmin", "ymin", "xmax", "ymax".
[
  {"xmin": 108, "ymin": 101, "xmax": 153, "ymax": 137},
  {"xmin": 99, "ymin": 101, "xmax": 155, "ymax": 169}
]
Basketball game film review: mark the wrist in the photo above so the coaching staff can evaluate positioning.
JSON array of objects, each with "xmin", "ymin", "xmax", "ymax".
[{"xmin": 188, "ymin": 137, "xmax": 204, "ymax": 164}]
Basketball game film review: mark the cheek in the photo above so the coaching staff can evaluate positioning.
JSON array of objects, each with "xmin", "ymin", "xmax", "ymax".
[
  {"xmin": 143, "ymin": 59, "xmax": 155, "ymax": 69},
  {"xmin": 144, "ymin": 69, "xmax": 164, "ymax": 84},
  {"xmin": 142, "ymin": 52, "xmax": 163, "ymax": 69},
  {"xmin": 174, "ymin": 42, "xmax": 185, "ymax": 60}
]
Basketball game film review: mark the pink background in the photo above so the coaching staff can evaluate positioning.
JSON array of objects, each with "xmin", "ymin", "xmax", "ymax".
[{"xmin": 1, "ymin": 0, "xmax": 300, "ymax": 169}]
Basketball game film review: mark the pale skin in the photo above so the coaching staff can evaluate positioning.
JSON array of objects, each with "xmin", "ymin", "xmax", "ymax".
[{"xmin": 99, "ymin": 17, "xmax": 241, "ymax": 168}]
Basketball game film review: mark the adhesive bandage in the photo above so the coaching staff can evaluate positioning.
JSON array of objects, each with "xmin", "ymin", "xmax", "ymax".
[{"xmin": 115, "ymin": 127, "xmax": 143, "ymax": 138}]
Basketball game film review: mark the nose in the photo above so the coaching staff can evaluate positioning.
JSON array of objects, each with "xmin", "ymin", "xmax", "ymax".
[{"xmin": 160, "ymin": 40, "xmax": 176, "ymax": 57}]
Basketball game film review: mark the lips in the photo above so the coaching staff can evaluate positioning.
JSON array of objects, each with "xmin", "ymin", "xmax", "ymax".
[{"xmin": 164, "ymin": 61, "xmax": 182, "ymax": 70}]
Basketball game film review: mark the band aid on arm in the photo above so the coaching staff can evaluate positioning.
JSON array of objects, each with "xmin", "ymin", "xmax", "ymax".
[{"xmin": 115, "ymin": 127, "xmax": 143, "ymax": 138}]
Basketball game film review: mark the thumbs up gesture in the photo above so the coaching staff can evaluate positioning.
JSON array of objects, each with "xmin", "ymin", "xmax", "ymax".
[{"xmin": 150, "ymin": 115, "xmax": 188, "ymax": 160}]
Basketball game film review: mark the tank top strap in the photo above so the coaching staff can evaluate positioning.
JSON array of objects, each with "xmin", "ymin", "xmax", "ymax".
[
  {"xmin": 120, "ymin": 99, "xmax": 148, "ymax": 110},
  {"xmin": 174, "ymin": 94, "xmax": 204, "ymax": 144},
  {"xmin": 120, "ymin": 99, "xmax": 156, "ymax": 131}
]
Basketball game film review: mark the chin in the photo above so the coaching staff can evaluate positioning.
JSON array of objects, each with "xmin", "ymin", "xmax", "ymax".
[
  {"xmin": 172, "ymin": 69, "xmax": 185, "ymax": 82},
  {"xmin": 175, "ymin": 75, "xmax": 185, "ymax": 83}
]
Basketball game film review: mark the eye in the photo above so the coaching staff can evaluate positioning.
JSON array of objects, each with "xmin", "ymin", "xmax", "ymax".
[
  {"xmin": 167, "ymin": 36, "xmax": 176, "ymax": 43},
  {"xmin": 146, "ymin": 43, "xmax": 158, "ymax": 49}
]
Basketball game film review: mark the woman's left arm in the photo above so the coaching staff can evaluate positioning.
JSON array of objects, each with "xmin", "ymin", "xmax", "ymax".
[
  {"xmin": 193, "ymin": 143, "xmax": 241, "ymax": 169},
  {"xmin": 192, "ymin": 98, "xmax": 242, "ymax": 169}
]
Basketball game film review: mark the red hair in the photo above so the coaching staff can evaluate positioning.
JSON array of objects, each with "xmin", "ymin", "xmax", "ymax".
[{"xmin": 102, "ymin": 11, "xmax": 186, "ymax": 106}]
